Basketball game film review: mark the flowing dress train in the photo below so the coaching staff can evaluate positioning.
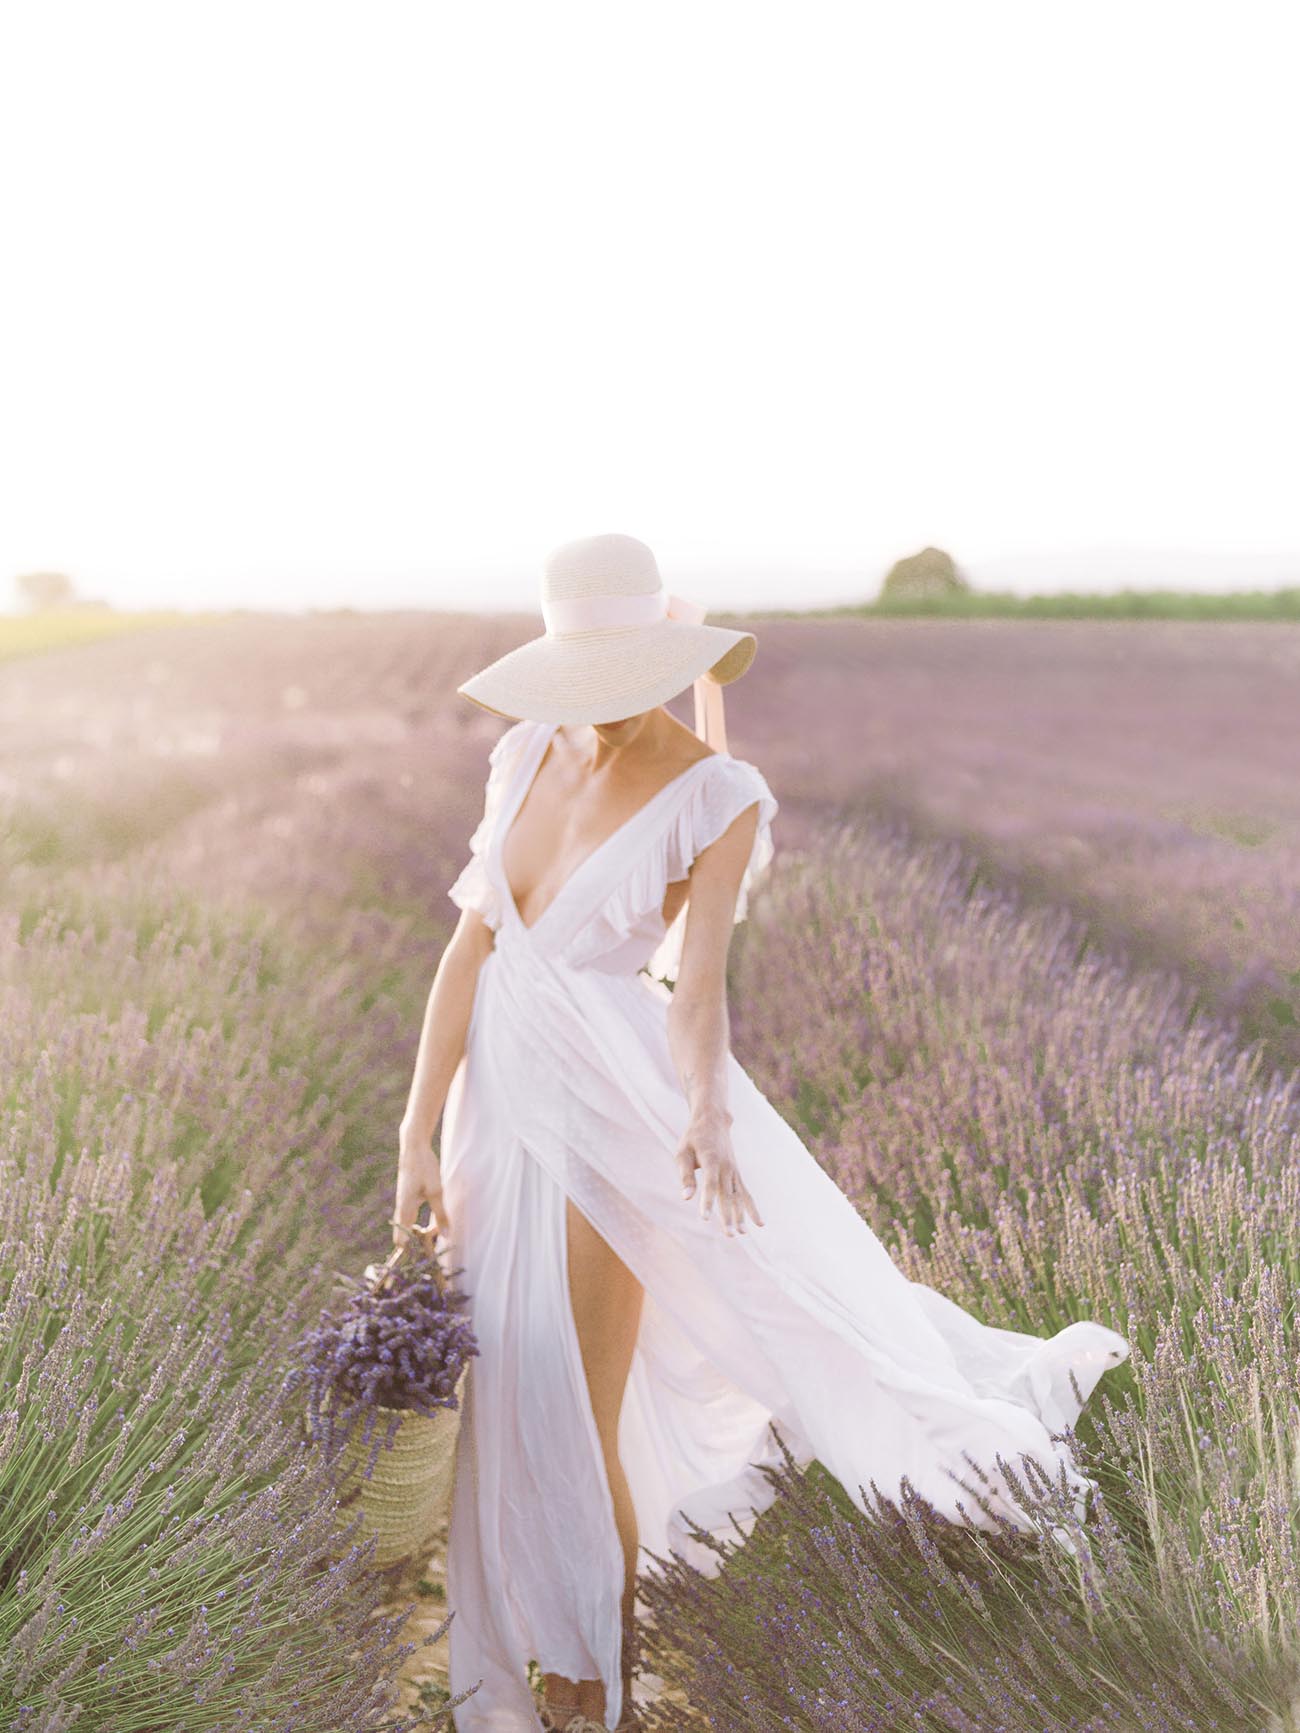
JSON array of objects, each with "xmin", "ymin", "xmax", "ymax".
[{"xmin": 438, "ymin": 719, "xmax": 1129, "ymax": 1732}]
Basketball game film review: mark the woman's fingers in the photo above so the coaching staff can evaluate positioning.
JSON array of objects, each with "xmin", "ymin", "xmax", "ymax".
[
  {"xmin": 421, "ymin": 1183, "xmax": 449, "ymax": 1243},
  {"xmin": 676, "ymin": 1138, "xmax": 698, "ymax": 1199},
  {"xmin": 704, "ymin": 1164, "xmax": 764, "ymax": 1236},
  {"xmin": 393, "ymin": 1170, "xmax": 449, "ymax": 1248},
  {"xmin": 700, "ymin": 1164, "xmax": 737, "ymax": 1234},
  {"xmin": 392, "ymin": 1177, "xmax": 415, "ymax": 1248},
  {"xmin": 731, "ymin": 1186, "xmax": 754, "ymax": 1235},
  {"xmin": 697, "ymin": 1163, "xmax": 716, "ymax": 1220},
  {"xmin": 676, "ymin": 1140, "xmax": 763, "ymax": 1236},
  {"xmin": 729, "ymin": 1187, "xmax": 746, "ymax": 1235},
  {"xmin": 740, "ymin": 1180, "xmax": 764, "ymax": 1230},
  {"xmin": 717, "ymin": 1170, "xmax": 739, "ymax": 1235},
  {"xmin": 431, "ymin": 1193, "xmax": 450, "ymax": 1243}
]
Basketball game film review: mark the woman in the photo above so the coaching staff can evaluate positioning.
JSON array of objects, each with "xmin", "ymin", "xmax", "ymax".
[{"xmin": 393, "ymin": 533, "xmax": 1129, "ymax": 1733}]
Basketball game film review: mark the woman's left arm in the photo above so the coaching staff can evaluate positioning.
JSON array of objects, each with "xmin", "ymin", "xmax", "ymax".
[{"xmin": 666, "ymin": 802, "xmax": 766, "ymax": 1238}]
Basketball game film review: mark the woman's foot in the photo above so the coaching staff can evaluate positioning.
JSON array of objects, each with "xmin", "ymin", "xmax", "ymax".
[
  {"xmin": 539, "ymin": 1595, "xmax": 642, "ymax": 1730},
  {"xmin": 540, "ymin": 1716, "xmax": 639, "ymax": 1732},
  {"xmin": 538, "ymin": 1688, "xmax": 602, "ymax": 1730},
  {"xmin": 539, "ymin": 1690, "xmax": 641, "ymax": 1731}
]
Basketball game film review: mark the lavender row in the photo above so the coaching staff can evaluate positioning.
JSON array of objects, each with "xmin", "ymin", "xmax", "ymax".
[
  {"xmin": 720, "ymin": 615, "xmax": 1300, "ymax": 1070},
  {"xmin": 0, "ymin": 883, "xmax": 465, "ymax": 1729},
  {"xmin": 5, "ymin": 614, "xmax": 1297, "ymax": 1075},
  {"xmin": 641, "ymin": 820, "xmax": 1300, "ymax": 1730}
]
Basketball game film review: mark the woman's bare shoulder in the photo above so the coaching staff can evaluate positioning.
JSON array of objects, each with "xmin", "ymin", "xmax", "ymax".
[
  {"xmin": 489, "ymin": 717, "xmax": 539, "ymax": 764},
  {"xmin": 654, "ymin": 710, "xmax": 726, "ymax": 775}
]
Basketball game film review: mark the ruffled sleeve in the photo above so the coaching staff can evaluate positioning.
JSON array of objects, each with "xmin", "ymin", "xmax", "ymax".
[
  {"xmin": 644, "ymin": 757, "xmax": 779, "ymax": 984},
  {"xmin": 446, "ymin": 720, "xmax": 534, "ymax": 932}
]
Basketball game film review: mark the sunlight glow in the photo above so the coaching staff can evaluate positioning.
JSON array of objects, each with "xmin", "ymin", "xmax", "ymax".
[{"xmin": 2, "ymin": 2, "xmax": 1297, "ymax": 610}]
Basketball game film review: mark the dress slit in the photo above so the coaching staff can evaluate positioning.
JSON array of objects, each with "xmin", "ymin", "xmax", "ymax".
[{"xmin": 531, "ymin": 1175, "xmax": 629, "ymax": 1723}]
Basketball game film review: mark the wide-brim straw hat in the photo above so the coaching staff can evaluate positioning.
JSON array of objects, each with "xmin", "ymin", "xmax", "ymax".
[{"xmin": 457, "ymin": 533, "xmax": 757, "ymax": 728}]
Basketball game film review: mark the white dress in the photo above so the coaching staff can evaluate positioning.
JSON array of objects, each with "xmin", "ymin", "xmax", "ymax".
[{"xmin": 439, "ymin": 719, "xmax": 1129, "ymax": 1733}]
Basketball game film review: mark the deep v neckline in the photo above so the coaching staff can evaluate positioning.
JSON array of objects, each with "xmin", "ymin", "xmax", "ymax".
[{"xmin": 497, "ymin": 721, "xmax": 719, "ymax": 935}]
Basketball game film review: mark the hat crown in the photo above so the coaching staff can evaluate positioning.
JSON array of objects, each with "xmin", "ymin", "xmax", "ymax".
[{"xmin": 542, "ymin": 533, "xmax": 663, "ymax": 604}]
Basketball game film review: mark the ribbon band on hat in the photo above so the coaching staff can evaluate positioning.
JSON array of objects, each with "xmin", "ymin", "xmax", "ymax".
[
  {"xmin": 542, "ymin": 588, "xmax": 729, "ymax": 753},
  {"xmin": 542, "ymin": 591, "xmax": 669, "ymax": 634}
]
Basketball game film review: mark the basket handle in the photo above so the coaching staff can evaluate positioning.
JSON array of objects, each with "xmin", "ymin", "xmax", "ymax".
[{"xmin": 366, "ymin": 1219, "xmax": 446, "ymax": 1295}]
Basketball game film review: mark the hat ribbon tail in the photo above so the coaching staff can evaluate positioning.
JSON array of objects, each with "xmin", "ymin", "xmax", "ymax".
[{"xmin": 665, "ymin": 591, "xmax": 729, "ymax": 755}]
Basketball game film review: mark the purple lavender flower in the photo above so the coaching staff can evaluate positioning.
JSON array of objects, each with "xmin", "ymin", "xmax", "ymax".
[{"xmin": 285, "ymin": 1247, "xmax": 478, "ymax": 1447}]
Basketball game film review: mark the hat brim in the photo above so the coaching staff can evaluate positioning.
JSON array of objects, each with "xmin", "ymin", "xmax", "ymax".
[{"xmin": 457, "ymin": 621, "xmax": 756, "ymax": 726}]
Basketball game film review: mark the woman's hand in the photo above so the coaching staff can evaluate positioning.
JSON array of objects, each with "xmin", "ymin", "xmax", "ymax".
[
  {"xmin": 393, "ymin": 1124, "xmax": 450, "ymax": 1249},
  {"xmin": 674, "ymin": 1104, "xmax": 764, "ymax": 1237}
]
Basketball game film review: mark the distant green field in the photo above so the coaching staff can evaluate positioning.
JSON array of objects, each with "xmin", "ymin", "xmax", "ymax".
[
  {"xmin": 0, "ymin": 607, "xmax": 212, "ymax": 663},
  {"xmin": 748, "ymin": 585, "xmax": 1300, "ymax": 621},
  {"xmin": 4, "ymin": 591, "xmax": 1299, "ymax": 672}
]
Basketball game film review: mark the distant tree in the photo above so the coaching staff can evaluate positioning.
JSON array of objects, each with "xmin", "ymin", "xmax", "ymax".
[
  {"xmin": 14, "ymin": 571, "xmax": 79, "ymax": 611},
  {"xmin": 880, "ymin": 547, "xmax": 970, "ymax": 601}
]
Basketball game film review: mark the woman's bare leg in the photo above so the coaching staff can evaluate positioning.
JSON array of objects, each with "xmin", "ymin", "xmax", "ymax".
[{"xmin": 542, "ymin": 1197, "xmax": 644, "ymax": 1726}]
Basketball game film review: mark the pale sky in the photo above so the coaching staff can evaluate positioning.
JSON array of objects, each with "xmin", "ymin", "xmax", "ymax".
[{"xmin": 2, "ymin": 2, "xmax": 1297, "ymax": 614}]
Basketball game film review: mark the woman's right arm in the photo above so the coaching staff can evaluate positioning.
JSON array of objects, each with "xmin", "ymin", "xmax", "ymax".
[{"xmin": 392, "ymin": 908, "xmax": 495, "ymax": 1248}]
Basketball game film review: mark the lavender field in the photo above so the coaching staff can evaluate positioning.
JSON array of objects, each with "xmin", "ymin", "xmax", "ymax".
[{"xmin": 3, "ymin": 610, "xmax": 1300, "ymax": 1731}]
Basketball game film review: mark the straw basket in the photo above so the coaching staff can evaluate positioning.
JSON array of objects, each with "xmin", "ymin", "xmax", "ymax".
[
  {"xmin": 330, "ymin": 1226, "xmax": 470, "ymax": 1570},
  {"xmin": 336, "ymin": 1400, "xmax": 461, "ymax": 1569}
]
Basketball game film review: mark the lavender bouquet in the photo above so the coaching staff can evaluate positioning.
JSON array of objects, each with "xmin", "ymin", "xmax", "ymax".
[{"xmin": 287, "ymin": 1239, "xmax": 479, "ymax": 1486}]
